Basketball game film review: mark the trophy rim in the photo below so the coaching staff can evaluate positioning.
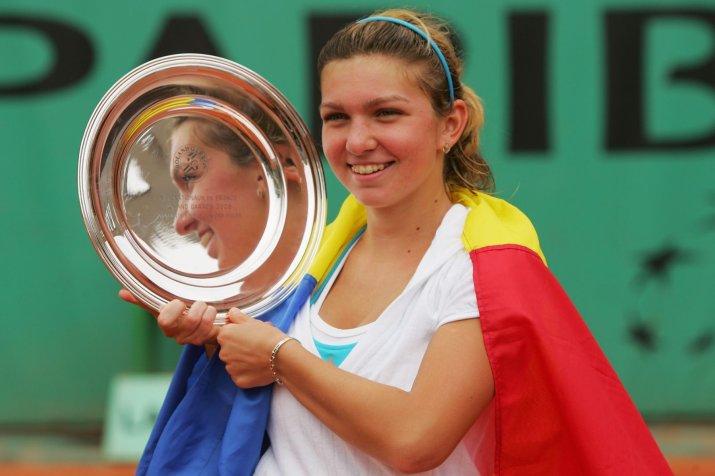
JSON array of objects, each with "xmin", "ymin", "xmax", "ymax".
[{"xmin": 78, "ymin": 53, "xmax": 326, "ymax": 320}]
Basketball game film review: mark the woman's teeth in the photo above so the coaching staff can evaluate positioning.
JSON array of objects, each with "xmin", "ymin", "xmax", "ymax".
[
  {"xmin": 200, "ymin": 230, "xmax": 214, "ymax": 248},
  {"xmin": 351, "ymin": 163, "xmax": 387, "ymax": 175}
]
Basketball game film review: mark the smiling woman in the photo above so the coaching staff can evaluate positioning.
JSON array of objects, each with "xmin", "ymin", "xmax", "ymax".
[
  {"xmin": 319, "ymin": 54, "xmax": 453, "ymax": 212},
  {"xmin": 135, "ymin": 8, "xmax": 672, "ymax": 476}
]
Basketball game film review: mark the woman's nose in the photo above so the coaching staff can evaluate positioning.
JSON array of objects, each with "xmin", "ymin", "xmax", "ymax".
[
  {"xmin": 345, "ymin": 121, "xmax": 378, "ymax": 156},
  {"xmin": 173, "ymin": 197, "xmax": 197, "ymax": 235}
]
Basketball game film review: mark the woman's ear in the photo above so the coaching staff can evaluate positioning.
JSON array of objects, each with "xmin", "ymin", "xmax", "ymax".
[
  {"xmin": 441, "ymin": 99, "xmax": 468, "ymax": 149},
  {"xmin": 256, "ymin": 175, "xmax": 267, "ymax": 200}
]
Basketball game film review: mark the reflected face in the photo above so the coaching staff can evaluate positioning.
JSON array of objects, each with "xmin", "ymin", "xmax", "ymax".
[
  {"xmin": 320, "ymin": 54, "xmax": 447, "ymax": 210},
  {"xmin": 170, "ymin": 120, "xmax": 267, "ymax": 269}
]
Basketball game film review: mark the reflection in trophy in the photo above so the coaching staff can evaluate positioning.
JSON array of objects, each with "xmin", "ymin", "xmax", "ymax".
[
  {"xmin": 123, "ymin": 88, "xmax": 308, "ymax": 291},
  {"xmin": 170, "ymin": 116, "xmax": 268, "ymax": 270},
  {"xmin": 79, "ymin": 54, "xmax": 324, "ymax": 318},
  {"xmin": 169, "ymin": 115, "xmax": 307, "ymax": 276}
]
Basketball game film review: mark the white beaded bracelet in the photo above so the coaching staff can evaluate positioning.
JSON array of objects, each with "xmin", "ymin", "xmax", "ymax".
[{"xmin": 270, "ymin": 336, "xmax": 298, "ymax": 385}]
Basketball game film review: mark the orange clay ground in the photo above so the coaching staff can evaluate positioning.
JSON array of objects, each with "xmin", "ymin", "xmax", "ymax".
[
  {"xmin": 0, "ymin": 422, "xmax": 713, "ymax": 475},
  {"xmin": 0, "ymin": 459, "xmax": 714, "ymax": 476}
]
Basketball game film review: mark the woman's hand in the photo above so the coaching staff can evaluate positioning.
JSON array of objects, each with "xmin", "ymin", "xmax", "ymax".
[
  {"xmin": 217, "ymin": 309, "xmax": 288, "ymax": 388},
  {"xmin": 119, "ymin": 290, "xmax": 219, "ymax": 346},
  {"xmin": 118, "ymin": 289, "xmax": 158, "ymax": 317},
  {"xmin": 156, "ymin": 299, "xmax": 219, "ymax": 346}
]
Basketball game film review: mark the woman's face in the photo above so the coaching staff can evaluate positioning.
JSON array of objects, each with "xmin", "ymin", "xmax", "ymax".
[
  {"xmin": 170, "ymin": 120, "xmax": 267, "ymax": 269},
  {"xmin": 319, "ymin": 54, "xmax": 449, "ymax": 210}
]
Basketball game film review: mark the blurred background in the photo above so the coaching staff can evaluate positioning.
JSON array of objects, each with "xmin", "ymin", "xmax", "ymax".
[{"xmin": 1, "ymin": 0, "xmax": 713, "ymax": 474}]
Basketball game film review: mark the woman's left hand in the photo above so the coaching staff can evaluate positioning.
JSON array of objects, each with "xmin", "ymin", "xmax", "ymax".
[{"xmin": 217, "ymin": 309, "xmax": 286, "ymax": 388}]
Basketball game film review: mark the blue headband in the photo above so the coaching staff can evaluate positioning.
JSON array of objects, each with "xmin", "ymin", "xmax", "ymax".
[{"xmin": 356, "ymin": 16, "xmax": 455, "ymax": 105}]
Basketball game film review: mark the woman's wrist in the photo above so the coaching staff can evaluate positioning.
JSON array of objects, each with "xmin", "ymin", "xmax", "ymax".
[{"xmin": 269, "ymin": 336, "xmax": 300, "ymax": 385}]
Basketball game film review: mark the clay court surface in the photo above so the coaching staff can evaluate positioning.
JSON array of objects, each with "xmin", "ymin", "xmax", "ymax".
[
  {"xmin": 0, "ymin": 459, "xmax": 714, "ymax": 475},
  {"xmin": 0, "ymin": 459, "xmax": 713, "ymax": 475},
  {"xmin": 0, "ymin": 423, "xmax": 713, "ymax": 475},
  {"xmin": 0, "ymin": 466, "xmax": 135, "ymax": 476}
]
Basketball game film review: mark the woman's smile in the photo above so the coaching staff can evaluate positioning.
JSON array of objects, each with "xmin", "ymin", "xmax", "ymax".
[
  {"xmin": 320, "ymin": 54, "xmax": 448, "ymax": 210},
  {"xmin": 350, "ymin": 161, "xmax": 394, "ymax": 175},
  {"xmin": 199, "ymin": 228, "xmax": 215, "ymax": 251}
]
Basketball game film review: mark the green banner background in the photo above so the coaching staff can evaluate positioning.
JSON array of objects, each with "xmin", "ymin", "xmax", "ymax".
[{"xmin": 1, "ymin": 0, "xmax": 713, "ymax": 423}]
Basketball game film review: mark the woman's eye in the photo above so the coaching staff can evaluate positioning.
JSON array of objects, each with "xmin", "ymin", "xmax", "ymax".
[
  {"xmin": 181, "ymin": 174, "xmax": 198, "ymax": 183},
  {"xmin": 322, "ymin": 112, "xmax": 347, "ymax": 122},
  {"xmin": 376, "ymin": 109, "xmax": 401, "ymax": 118}
]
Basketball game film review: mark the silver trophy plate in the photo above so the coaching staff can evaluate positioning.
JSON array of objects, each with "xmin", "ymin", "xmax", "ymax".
[{"xmin": 78, "ymin": 54, "xmax": 326, "ymax": 322}]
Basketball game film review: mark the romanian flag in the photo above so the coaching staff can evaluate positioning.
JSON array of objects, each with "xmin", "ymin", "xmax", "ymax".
[{"xmin": 138, "ymin": 191, "xmax": 672, "ymax": 475}]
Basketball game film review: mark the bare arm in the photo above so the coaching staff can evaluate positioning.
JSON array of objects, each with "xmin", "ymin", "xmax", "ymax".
[{"xmin": 217, "ymin": 314, "xmax": 493, "ymax": 473}]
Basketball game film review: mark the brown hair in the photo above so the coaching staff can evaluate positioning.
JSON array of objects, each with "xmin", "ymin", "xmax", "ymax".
[
  {"xmin": 317, "ymin": 8, "xmax": 495, "ymax": 194},
  {"xmin": 171, "ymin": 85, "xmax": 286, "ymax": 167}
]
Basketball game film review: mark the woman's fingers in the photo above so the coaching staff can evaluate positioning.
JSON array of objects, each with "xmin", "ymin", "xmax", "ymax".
[
  {"xmin": 121, "ymin": 294, "xmax": 218, "ymax": 347},
  {"xmin": 182, "ymin": 301, "xmax": 208, "ymax": 334},
  {"xmin": 156, "ymin": 299, "xmax": 188, "ymax": 337},
  {"xmin": 118, "ymin": 289, "xmax": 138, "ymax": 304},
  {"xmin": 118, "ymin": 289, "xmax": 159, "ymax": 316},
  {"xmin": 217, "ymin": 318, "xmax": 286, "ymax": 388},
  {"xmin": 227, "ymin": 307, "xmax": 252, "ymax": 324},
  {"xmin": 181, "ymin": 304, "xmax": 218, "ymax": 345}
]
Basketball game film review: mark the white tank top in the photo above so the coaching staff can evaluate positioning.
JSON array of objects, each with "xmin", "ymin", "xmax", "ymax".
[{"xmin": 254, "ymin": 204, "xmax": 482, "ymax": 475}]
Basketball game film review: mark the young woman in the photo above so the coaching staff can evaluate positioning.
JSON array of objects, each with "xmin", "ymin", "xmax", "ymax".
[{"xmin": 135, "ymin": 9, "xmax": 672, "ymax": 476}]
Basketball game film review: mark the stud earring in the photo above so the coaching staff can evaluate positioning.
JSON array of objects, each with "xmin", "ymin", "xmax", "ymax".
[{"xmin": 443, "ymin": 143, "xmax": 451, "ymax": 154}]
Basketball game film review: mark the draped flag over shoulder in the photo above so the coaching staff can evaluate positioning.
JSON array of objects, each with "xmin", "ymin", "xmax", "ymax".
[
  {"xmin": 454, "ymin": 190, "xmax": 672, "ymax": 475},
  {"xmin": 138, "ymin": 190, "xmax": 672, "ymax": 476}
]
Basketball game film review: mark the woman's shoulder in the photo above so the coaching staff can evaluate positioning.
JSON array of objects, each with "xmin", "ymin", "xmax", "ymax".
[{"xmin": 452, "ymin": 189, "xmax": 546, "ymax": 265}]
